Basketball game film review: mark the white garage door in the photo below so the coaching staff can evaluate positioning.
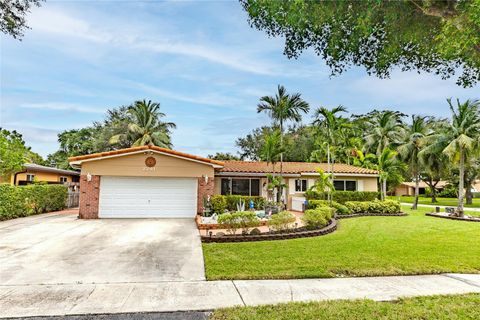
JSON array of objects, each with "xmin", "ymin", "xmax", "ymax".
[{"xmin": 99, "ymin": 176, "xmax": 197, "ymax": 218}]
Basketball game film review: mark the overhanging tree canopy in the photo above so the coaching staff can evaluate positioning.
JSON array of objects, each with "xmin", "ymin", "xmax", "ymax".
[{"xmin": 241, "ymin": 0, "xmax": 480, "ymax": 87}]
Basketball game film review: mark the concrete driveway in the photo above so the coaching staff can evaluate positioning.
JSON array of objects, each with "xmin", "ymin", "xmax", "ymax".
[{"xmin": 0, "ymin": 211, "xmax": 205, "ymax": 285}]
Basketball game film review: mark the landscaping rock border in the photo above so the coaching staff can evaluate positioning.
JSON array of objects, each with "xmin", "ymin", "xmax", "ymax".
[
  {"xmin": 426, "ymin": 212, "xmax": 480, "ymax": 222},
  {"xmin": 201, "ymin": 219, "xmax": 337, "ymax": 243},
  {"xmin": 336, "ymin": 212, "xmax": 408, "ymax": 219}
]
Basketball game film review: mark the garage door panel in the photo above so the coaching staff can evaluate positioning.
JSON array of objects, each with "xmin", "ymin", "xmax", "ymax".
[{"xmin": 99, "ymin": 176, "xmax": 197, "ymax": 218}]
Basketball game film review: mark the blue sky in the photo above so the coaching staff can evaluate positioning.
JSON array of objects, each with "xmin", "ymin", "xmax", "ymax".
[{"xmin": 1, "ymin": 0, "xmax": 479, "ymax": 158}]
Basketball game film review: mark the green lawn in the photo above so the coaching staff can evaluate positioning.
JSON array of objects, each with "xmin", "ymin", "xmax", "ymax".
[
  {"xmin": 388, "ymin": 195, "xmax": 480, "ymax": 208},
  {"xmin": 202, "ymin": 206, "xmax": 480, "ymax": 280},
  {"xmin": 210, "ymin": 294, "xmax": 480, "ymax": 320}
]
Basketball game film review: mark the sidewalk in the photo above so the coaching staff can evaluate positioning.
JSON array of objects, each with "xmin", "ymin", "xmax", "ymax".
[
  {"xmin": 1, "ymin": 274, "xmax": 479, "ymax": 318},
  {"xmin": 400, "ymin": 202, "xmax": 480, "ymax": 212}
]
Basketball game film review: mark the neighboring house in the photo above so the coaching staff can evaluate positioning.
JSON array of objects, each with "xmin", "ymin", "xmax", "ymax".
[
  {"xmin": 69, "ymin": 145, "xmax": 379, "ymax": 219},
  {"xmin": 394, "ymin": 181, "xmax": 448, "ymax": 197},
  {"xmin": 394, "ymin": 180, "xmax": 480, "ymax": 196},
  {"xmin": 5, "ymin": 163, "xmax": 80, "ymax": 189}
]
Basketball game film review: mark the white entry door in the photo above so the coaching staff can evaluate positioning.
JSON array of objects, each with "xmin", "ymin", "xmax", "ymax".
[{"xmin": 98, "ymin": 176, "xmax": 197, "ymax": 218}]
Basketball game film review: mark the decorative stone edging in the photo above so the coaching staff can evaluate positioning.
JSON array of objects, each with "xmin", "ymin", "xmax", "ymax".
[
  {"xmin": 336, "ymin": 212, "xmax": 408, "ymax": 219},
  {"xmin": 426, "ymin": 213, "xmax": 480, "ymax": 222},
  {"xmin": 201, "ymin": 219, "xmax": 337, "ymax": 243}
]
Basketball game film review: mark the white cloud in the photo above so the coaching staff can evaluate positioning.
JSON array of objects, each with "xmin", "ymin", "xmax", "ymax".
[
  {"xmin": 131, "ymin": 82, "xmax": 245, "ymax": 108},
  {"xmin": 20, "ymin": 102, "xmax": 105, "ymax": 114},
  {"xmin": 26, "ymin": 6, "xmax": 279, "ymax": 76}
]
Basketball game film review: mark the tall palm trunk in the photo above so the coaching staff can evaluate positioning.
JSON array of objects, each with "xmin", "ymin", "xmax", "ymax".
[
  {"xmin": 279, "ymin": 119, "xmax": 284, "ymax": 205},
  {"xmin": 413, "ymin": 171, "xmax": 419, "ymax": 210},
  {"xmin": 458, "ymin": 147, "xmax": 465, "ymax": 216},
  {"xmin": 382, "ymin": 178, "xmax": 387, "ymax": 201},
  {"xmin": 327, "ymin": 143, "xmax": 331, "ymax": 204}
]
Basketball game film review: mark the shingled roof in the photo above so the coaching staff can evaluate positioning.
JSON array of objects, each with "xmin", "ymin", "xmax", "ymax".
[{"xmin": 218, "ymin": 161, "xmax": 378, "ymax": 175}]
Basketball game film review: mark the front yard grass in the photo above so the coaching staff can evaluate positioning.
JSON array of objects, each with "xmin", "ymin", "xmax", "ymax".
[
  {"xmin": 202, "ymin": 206, "xmax": 480, "ymax": 280},
  {"xmin": 210, "ymin": 293, "xmax": 480, "ymax": 320},
  {"xmin": 388, "ymin": 195, "xmax": 480, "ymax": 208}
]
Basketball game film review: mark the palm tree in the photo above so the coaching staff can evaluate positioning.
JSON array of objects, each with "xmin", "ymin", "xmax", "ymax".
[
  {"xmin": 257, "ymin": 85, "xmax": 309, "ymax": 201},
  {"xmin": 109, "ymin": 100, "xmax": 176, "ymax": 148},
  {"xmin": 312, "ymin": 105, "xmax": 348, "ymax": 203},
  {"xmin": 428, "ymin": 99, "xmax": 480, "ymax": 215},
  {"xmin": 260, "ymin": 129, "xmax": 284, "ymax": 174},
  {"xmin": 363, "ymin": 110, "xmax": 404, "ymax": 156},
  {"xmin": 397, "ymin": 115, "xmax": 433, "ymax": 209},
  {"xmin": 377, "ymin": 148, "xmax": 406, "ymax": 200}
]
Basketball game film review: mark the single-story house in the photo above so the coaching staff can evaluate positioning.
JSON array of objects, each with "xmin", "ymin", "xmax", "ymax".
[
  {"xmin": 394, "ymin": 181, "xmax": 448, "ymax": 196},
  {"xmin": 395, "ymin": 180, "xmax": 480, "ymax": 196},
  {"xmin": 69, "ymin": 145, "xmax": 379, "ymax": 219},
  {"xmin": 2, "ymin": 163, "xmax": 80, "ymax": 188}
]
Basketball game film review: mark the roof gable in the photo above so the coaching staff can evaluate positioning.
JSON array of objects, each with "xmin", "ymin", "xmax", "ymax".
[{"xmin": 68, "ymin": 146, "xmax": 224, "ymax": 168}]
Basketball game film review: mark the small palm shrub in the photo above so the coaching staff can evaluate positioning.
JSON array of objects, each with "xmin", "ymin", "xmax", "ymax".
[{"xmin": 268, "ymin": 211, "xmax": 296, "ymax": 232}]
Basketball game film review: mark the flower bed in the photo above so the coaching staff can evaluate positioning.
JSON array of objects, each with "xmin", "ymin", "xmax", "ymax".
[
  {"xmin": 196, "ymin": 215, "xmax": 269, "ymax": 230},
  {"xmin": 201, "ymin": 219, "xmax": 337, "ymax": 243},
  {"xmin": 426, "ymin": 212, "xmax": 480, "ymax": 222}
]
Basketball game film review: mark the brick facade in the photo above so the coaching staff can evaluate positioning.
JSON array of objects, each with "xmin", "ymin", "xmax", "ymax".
[
  {"xmin": 79, "ymin": 175, "xmax": 100, "ymax": 219},
  {"xmin": 197, "ymin": 176, "xmax": 214, "ymax": 214}
]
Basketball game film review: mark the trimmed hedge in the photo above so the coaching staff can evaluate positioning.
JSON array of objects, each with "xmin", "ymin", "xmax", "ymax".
[
  {"xmin": 302, "ymin": 207, "xmax": 334, "ymax": 230},
  {"xmin": 0, "ymin": 184, "xmax": 68, "ymax": 221},
  {"xmin": 210, "ymin": 195, "xmax": 266, "ymax": 214},
  {"xmin": 304, "ymin": 190, "xmax": 380, "ymax": 203},
  {"xmin": 306, "ymin": 199, "xmax": 351, "ymax": 215},
  {"xmin": 344, "ymin": 199, "xmax": 401, "ymax": 214}
]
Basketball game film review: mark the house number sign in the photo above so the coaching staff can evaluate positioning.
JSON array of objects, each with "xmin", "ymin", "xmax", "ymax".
[{"xmin": 143, "ymin": 156, "xmax": 156, "ymax": 171}]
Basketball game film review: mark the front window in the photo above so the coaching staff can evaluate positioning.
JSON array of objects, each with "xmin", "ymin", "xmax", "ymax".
[
  {"xmin": 334, "ymin": 180, "xmax": 357, "ymax": 191},
  {"xmin": 221, "ymin": 178, "xmax": 260, "ymax": 196},
  {"xmin": 295, "ymin": 179, "xmax": 308, "ymax": 192},
  {"xmin": 60, "ymin": 176, "xmax": 68, "ymax": 183},
  {"xmin": 26, "ymin": 174, "xmax": 35, "ymax": 182}
]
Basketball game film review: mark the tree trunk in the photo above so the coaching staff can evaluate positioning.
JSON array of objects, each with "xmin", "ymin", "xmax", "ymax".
[
  {"xmin": 380, "ymin": 178, "xmax": 386, "ymax": 201},
  {"xmin": 458, "ymin": 148, "xmax": 465, "ymax": 216},
  {"xmin": 466, "ymin": 181, "xmax": 473, "ymax": 205},
  {"xmin": 279, "ymin": 120, "xmax": 284, "ymax": 205},
  {"xmin": 412, "ymin": 172, "xmax": 419, "ymax": 210},
  {"xmin": 327, "ymin": 143, "xmax": 332, "ymax": 205}
]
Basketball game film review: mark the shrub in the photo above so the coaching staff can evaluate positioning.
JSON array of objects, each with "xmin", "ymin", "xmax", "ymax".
[
  {"xmin": 217, "ymin": 213, "xmax": 240, "ymax": 235},
  {"xmin": 211, "ymin": 195, "xmax": 266, "ymax": 213},
  {"xmin": 0, "ymin": 184, "xmax": 28, "ymax": 220},
  {"xmin": 345, "ymin": 199, "xmax": 401, "ymax": 214},
  {"xmin": 306, "ymin": 199, "xmax": 351, "ymax": 215},
  {"xmin": 268, "ymin": 211, "xmax": 296, "ymax": 232},
  {"xmin": 210, "ymin": 195, "xmax": 228, "ymax": 214},
  {"xmin": 305, "ymin": 190, "xmax": 380, "ymax": 203},
  {"xmin": 344, "ymin": 201, "xmax": 370, "ymax": 213},
  {"xmin": 301, "ymin": 207, "xmax": 333, "ymax": 230},
  {"xmin": 438, "ymin": 184, "xmax": 458, "ymax": 198},
  {"xmin": 236, "ymin": 211, "xmax": 260, "ymax": 234},
  {"xmin": 217, "ymin": 211, "xmax": 260, "ymax": 235},
  {"xmin": 0, "ymin": 184, "xmax": 67, "ymax": 221}
]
